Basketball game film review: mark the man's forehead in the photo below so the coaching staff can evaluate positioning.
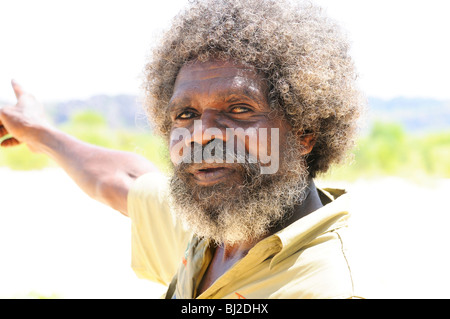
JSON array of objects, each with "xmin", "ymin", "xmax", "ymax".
[{"xmin": 172, "ymin": 60, "xmax": 268, "ymax": 99}]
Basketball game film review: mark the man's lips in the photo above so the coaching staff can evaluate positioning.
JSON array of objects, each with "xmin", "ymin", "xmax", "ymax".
[{"xmin": 186, "ymin": 163, "xmax": 236, "ymax": 185}]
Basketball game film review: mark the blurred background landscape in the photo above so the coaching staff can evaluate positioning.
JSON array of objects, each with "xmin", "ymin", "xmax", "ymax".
[
  {"xmin": 1, "ymin": 0, "xmax": 449, "ymax": 299},
  {"xmin": 1, "ymin": 94, "xmax": 449, "ymax": 179}
]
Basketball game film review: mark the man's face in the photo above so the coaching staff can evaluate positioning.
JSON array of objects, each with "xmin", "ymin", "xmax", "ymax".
[
  {"xmin": 168, "ymin": 60, "xmax": 293, "ymax": 178},
  {"xmin": 166, "ymin": 60, "xmax": 310, "ymax": 244}
]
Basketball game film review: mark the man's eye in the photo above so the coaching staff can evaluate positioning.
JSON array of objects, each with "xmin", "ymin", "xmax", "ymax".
[
  {"xmin": 177, "ymin": 111, "xmax": 197, "ymax": 119},
  {"xmin": 230, "ymin": 106, "xmax": 251, "ymax": 114}
]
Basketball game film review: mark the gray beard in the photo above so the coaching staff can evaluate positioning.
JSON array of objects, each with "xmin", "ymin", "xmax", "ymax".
[{"xmin": 168, "ymin": 135, "xmax": 309, "ymax": 245}]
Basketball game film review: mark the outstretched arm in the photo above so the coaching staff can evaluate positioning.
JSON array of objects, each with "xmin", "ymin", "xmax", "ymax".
[{"xmin": 0, "ymin": 81, "xmax": 157, "ymax": 216}]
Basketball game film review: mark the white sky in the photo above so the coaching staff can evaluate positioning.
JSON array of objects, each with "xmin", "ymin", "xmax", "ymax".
[{"xmin": 0, "ymin": 0, "xmax": 449, "ymax": 103}]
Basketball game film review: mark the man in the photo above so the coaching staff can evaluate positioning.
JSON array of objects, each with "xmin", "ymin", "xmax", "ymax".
[{"xmin": 0, "ymin": 0, "xmax": 364, "ymax": 298}]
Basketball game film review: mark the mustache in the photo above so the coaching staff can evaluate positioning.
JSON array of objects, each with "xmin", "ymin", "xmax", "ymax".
[
  {"xmin": 175, "ymin": 140, "xmax": 262, "ymax": 178},
  {"xmin": 182, "ymin": 140, "xmax": 255, "ymax": 163}
]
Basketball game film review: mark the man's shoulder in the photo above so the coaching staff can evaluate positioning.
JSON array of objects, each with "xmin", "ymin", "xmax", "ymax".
[{"xmin": 270, "ymin": 186, "xmax": 368, "ymax": 298}]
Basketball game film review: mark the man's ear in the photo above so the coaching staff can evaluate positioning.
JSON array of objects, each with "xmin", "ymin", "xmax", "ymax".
[{"xmin": 297, "ymin": 131, "xmax": 316, "ymax": 155}]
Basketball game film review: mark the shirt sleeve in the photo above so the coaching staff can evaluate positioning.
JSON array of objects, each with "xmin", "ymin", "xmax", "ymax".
[{"xmin": 127, "ymin": 172, "xmax": 192, "ymax": 286}]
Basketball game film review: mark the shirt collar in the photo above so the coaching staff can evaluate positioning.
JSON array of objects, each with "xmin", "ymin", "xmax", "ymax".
[{"xmin": 268, "ymin": 188, "xmax": 349, "ymax": 267}]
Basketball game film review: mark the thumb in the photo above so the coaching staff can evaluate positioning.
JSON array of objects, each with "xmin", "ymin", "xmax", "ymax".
[{"xmin": 11, "ymin": 79, "xmax": 25, "ymax": 100}]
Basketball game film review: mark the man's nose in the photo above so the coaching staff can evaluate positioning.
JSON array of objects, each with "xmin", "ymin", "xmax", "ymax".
[{"xmin": 187, "ymin": 109, "xmax": 228, "ymax": 146}]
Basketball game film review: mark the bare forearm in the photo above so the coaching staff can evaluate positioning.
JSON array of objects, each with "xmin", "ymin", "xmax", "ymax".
[
  {"xmin": 35, "ymin": 125, "xmax": 157, "ymax": 216},
  {"xmin": 0, "ymin": 82, "xmax": 156, "ymax": 215}
]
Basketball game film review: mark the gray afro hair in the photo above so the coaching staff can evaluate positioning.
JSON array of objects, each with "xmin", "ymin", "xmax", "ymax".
[{"xmin": 143, "ymin": 0, "xmax": 364, "ymax": 177}]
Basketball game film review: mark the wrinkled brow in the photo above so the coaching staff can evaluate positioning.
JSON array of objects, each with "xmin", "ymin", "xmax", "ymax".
[{"xmin": 168, "ymin": 87, "xmax": 268, "ymax": 109}]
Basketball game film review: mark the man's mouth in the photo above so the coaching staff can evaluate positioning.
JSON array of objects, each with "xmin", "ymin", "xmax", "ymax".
[{"xmin": 186, "ymin": 163, "xmax": 236, "ymax": 185}]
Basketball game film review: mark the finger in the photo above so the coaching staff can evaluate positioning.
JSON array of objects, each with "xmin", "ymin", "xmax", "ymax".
[
  {"xmin": 0, "ymin": 125, "xmax": 8, "ymax": 138},
  {"xmin": 11, "ymin": 79, "xmax": 25, "ymax": 100},
  {"xmin": 1, "ymin": 137, "xmax": 21, "ymax": 147}
]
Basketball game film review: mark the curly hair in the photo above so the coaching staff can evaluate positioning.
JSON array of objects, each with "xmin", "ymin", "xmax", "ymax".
[{"xmin": 143, "ymin": 0, "xmax": 364, "ymax": 177}]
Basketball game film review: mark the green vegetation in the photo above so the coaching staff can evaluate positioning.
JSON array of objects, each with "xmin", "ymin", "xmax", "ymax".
[
  {"xmin": 1, "ymin": 111, "xmax": 449, "ymax": 180},
  {"xmin": 0, "ymin": 110, "xmax": 170, "ymax": 172},
  {"xmin": 60, "ymin": 110, "xmax": 171, "ymax": 171},
  {"xmin": 322, "ymin": 121, "xmax": 450, "ymax": 181},
  {"xmin": 0, "ymin": 144, "xmax": 51, "ymax": 170}
]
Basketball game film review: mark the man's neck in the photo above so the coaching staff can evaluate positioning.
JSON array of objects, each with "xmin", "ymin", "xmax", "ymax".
[
  {"xmin": 270, "ymin": 178, "xmax": 323, "ymax": 234},
  {"xmin": 223, "ymin": 178, "xmax": 322, "ymax": 257}
]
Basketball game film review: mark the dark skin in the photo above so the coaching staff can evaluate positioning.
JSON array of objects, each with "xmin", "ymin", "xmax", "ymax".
[
  {"xmin": 167, "ymin": 60, "xmax": 321, "ymax": 295},
  {"xmin": 0, "ymin": 61, "xmax": 320, "ymax": 296}
]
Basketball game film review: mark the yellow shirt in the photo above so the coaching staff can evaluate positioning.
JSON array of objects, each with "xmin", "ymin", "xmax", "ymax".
[{"xmin": 128, "ymin": 172, "xmax": 364, "ymax": 299}]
